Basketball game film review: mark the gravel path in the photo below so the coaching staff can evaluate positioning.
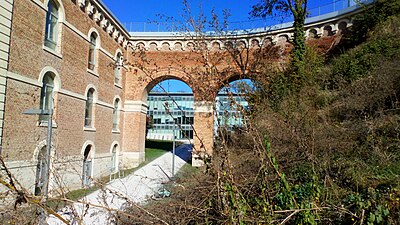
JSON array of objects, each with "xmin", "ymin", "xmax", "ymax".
[{"xmin": 47, "ymin": 148, "xmax": 190, "ymax": 225}]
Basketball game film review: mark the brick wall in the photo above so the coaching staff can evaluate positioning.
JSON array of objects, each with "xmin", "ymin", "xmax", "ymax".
[{"xmin": 2, "ymin": 0, "xmax": 130, "ymax": 192}]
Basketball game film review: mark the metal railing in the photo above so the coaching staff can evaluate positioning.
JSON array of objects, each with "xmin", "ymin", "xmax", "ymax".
[{"xmin": 122, "ymin": 0, "xmax": 367, "ymax": 32}]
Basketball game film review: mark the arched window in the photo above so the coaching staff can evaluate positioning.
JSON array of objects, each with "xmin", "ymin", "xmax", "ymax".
[
  {"xmin": 110, "ymin": 144, "xmax": 118, "ymax": 173},
  {"xmin": 34, "ymin": 146, "xmax": 47, "ymax": 196},
  {"xmin": 88, "ymin": 32, "xmax": 97, "ymax": 71},
  {"xmin": 83, "ymin": 145, "xmax": 93, "ymax": 187},
  {"xmin": 112, "ymin": 98, "xmax": 120, "ymax": 130},
  {"xmin": 115, "ymin": 52, "xmax": 123, "ymax": 84},
  {"xmin": 44, "ymin": 0, "xmax": 59, "ymax": 50},
  {"xmin": 40, "ymin": 72, "xmax": 55, "ymax": 121},
  {"xmin": 84, "ymin": 88, "xmax": 94, "ymax": 127}
]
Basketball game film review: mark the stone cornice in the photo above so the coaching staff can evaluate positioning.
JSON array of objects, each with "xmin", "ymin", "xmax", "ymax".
[
  {"xmin": 75, "ymin": 0, "xmax": 130, "ymax": 49},
  {"xmin": 127, "ymin": 1, "xmax": 372, "ymax": 52}
]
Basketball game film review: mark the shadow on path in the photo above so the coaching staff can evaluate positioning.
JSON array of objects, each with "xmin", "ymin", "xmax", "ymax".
[{"xmin": 174, "ymin": 144, "xmax": 192, "ymax": 162}]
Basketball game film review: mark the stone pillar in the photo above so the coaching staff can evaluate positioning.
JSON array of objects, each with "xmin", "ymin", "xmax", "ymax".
[
  {"xmin": 192, "ymin": 101, "xmax": 214, "ymax": 167},
  {"xmin": 121, "ymin": 100, "xmax": 147, "ymax": 169},
  {"xmin": 0, "ymin": 0, "xmax": 14, "ymax": 150}
]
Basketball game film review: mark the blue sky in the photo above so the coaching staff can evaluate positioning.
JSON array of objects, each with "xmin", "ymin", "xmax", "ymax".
[
  {"xmin": 101, "ymin": 0, "xmax": 348, "ymax": 32},
  {"xmin": 102, "ymin": 0, "xmax": 258, "ymax": 24}
]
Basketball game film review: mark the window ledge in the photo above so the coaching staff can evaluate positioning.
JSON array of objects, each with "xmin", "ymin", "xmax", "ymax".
[
  {"xmin": 37, "ymin": 120, "xmax": 58, "ymax": 128},
  {"xmin": 112, "ymin": 129, "xmax": 120, "ymax": 134},
  {"xmin": 43, "ymin": 46, "xmax": 63, "ymax": 59},
  {"xmin": 83, "ymin": 127, "xmax": 96, "ymax": 132},
  {"xmin": 87, "ymin": 69, "xmax": 99, "ymax": 77},
  {"xmin": 114, "ymin": 83, "xmax": 122, "ymax": 89}
]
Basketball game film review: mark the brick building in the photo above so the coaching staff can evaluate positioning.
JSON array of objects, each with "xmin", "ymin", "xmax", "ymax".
[{"xmin": 1, "ymin": 0, "xmax": 133, "ymax": 193}]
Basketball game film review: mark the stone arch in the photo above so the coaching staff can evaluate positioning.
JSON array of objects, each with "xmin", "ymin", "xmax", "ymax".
[
  {"xmin": 127, "ymin": 40, "xmax": 133, "ymax": 48},
  {"xmin": 211, "ymin": 41, "xmax": 221, "ymax": 51},
  {"xmin": 135, "ymin": 42, "xmax": 146, "ymax": 50},
  {"xmin": 114, "ymin": 48, "xmax": 123, "ymax": 60},
  {"xmin": 262, "ymin": 37, "xmax": 273, "ymax": 47},
  {"xmin": 38, "ymin": 66, "xmax": 62, "ymax": 92},
  {"xmin": 198, "ymin": 41, "xmax": 208, "ymax": 50},
  {"xmin": 186, "ymin": 42, "xmax": 195, "ymax": 51},
  {"xmin": 81, "ymin": 141, "xmax": 95, "ymax": 186},
  {"xmin": 337, "ymin": 19, "xmax": 349, "ymax": 34},
  {"xmin": 140, "ymin": 68, "xmax": 194, "ymax": 102},
  {"xmin": 81, "ymin": 140, "xmax": 96, "ymax": 159},
  {"xmin": 84, "ymin": 84, "xmax": 98, "ymax": 103},
  {"xmin": 32, "ymin": 139, "xmax": 57, "ymax": 195},
  {"xmin": 250, "ymin": 38, "xmax": 260, "ymax": 48},
  {"xmin": 323, "ymin": 24, "xmax": 335, "ymax": 37},
  {"xmin": 113, "ymin": 95, "xmax": 122, "ymax": 107},
  {"xmin": 217, "ymin": 72, "xmax": 253, "ymax": 93},
  {"xmin": 277, "ymin": 34, "xmax": 289, "ymax": 44},
  {"xmin": 174, "ymin": 42, "xmax": 183, "ymax": 51},
  {"xmin": 224, "ymin": 41, "xmax": 234, "ymax": 50},
  {"xmin": 307, "ymin": 28, "xmax": 319, "ymax": 39},
  {"xmin": 161, "ymin": 42, "xmax": 170, "ymax": 51},
  {"xmin": 32, "ymin": 139, "xmax": 56, "ymax": 161},
  {"xmin": 237, "ymin": 40, "xmax": 247, "ymax": 50},
  {"xmin": 87, "ymin": 27, "xmax": 101, "ymax": 47},
  {"xmin": 45, "ymin": 0, "xmax": 65, "ymax": 23},
  {"xmin": 44, "ymin": 0, "xmax": 65, "ymax": 53},
  {"xmin": 110, "ymin": 141, "xmax": 120, "ymax": 172},
  {"xmin": 148, "ymin": 42, "xmax": 158, "ymax": 51}
]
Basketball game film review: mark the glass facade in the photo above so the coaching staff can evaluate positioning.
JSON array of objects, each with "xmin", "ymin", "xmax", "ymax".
[
  {"xmin": 147, "ymin": 93, "xmax": 194, "ymax": 140},
  {"xmin": 215, "ymin": 94, "xmax": 248, "ymax": 134},
  {"xmin": 146, "ymin": 92, "xmax": 248, "ymax": 141}
]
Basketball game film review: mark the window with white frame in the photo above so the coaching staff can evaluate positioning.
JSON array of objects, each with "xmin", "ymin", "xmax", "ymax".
[
  {"xmin": 39, "ymin": 72, "xmax": 55, "ymax": 121},
  {"xmin": 112, "ymin": 98, "xmax": 120, "ymax": 130},
  {"xmin": 115, "ymin": 52, "xmax": 123, "ymax": 84},
  {"xmin": 111, "ymin": 144, "xmax": 118, "ymax": 173},
  {"xmin": 84, "ymin": 88, "xmax": 94, "ymax": 127},
  {"xmin": 34, "ymin": 146, "xmax": 47, "ymax": 196},
  {"xmin": 44, "ymin": 0, "xmax": 59, "ymax": 50},
  {"xmin": 88, "ymin": 32, "xmax": 97, "ymax": 71},
  {"xmin": 83, "ymin": 145, "xmax": 93, "ymax": 187}
]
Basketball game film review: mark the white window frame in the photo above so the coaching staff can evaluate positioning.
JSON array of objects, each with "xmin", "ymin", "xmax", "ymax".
[
  {"xmin": 84, "ymin": 88, "xmax": 94, "ymax": 128},
  {"xmin": 88, "ymin": 33, "xmax": 97, "ymax": 71},
  {"xmin": 39, "ymin": 72, "xmax": 54, "ymax": 122},
  {"xmin": 44, "ymin": 0, "xmax": 59, "ymax": 50},
  {"xmin": 114, "ymin": 51, "xmax": 123, "ymax": 85},
  {"xmin": 112, "ymin": 98, "xmax": 120, "ymax": 132}
]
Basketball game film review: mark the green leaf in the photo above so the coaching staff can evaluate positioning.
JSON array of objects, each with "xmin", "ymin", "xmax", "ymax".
[
  {"xmin": 376, "ymin": 214, "xmax": 382, "ymax": 223},
  {"xmin": 383, "ymin": 208, "xmax": 389, "ymax": 216},
  {"xmin": 368, "ymin": 213, "xmax": 376, "ymax": 222}
]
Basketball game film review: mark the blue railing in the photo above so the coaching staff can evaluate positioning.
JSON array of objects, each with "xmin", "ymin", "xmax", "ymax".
[{"xmin": 123, "ymin": 0, "xmax": 367, "ymax": 32}]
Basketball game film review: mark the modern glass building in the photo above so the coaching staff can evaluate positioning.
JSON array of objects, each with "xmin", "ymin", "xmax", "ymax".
[
  {"xmin": 215, "ymin": 93, "xmax": 248, "ymax": 133},
  {"xmin": 146, "ymin": 92, "xmax": 248, "ymax": 141}
]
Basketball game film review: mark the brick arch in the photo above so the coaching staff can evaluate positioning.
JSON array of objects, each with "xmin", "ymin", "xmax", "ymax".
[
  {"xmin": 215, "ymin": 72, "xmax": 253, "ymax": 92},
  {"xmin": 123, "ymin": 66, "xmax": 215, "ymax": 166},
  {"xmin": 127, "ymin": 68, "xmax": 194, "ymax": 102}
]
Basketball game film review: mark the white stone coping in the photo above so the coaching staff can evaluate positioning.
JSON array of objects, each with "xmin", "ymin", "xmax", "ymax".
[
  {"xmin": 194, "ymin": 101, "xmax": 213, "ymax": 113},
  {"xmin": 123, "ymin": 100, "xmax": 148, "ymax": 114},
  {"xmin": 6, "ymin": 71, "xmax": 116, "ymax": 110}
]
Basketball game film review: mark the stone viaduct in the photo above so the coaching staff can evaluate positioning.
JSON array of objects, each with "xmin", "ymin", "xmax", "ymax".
[{"xmin": 121, "ymin": 3, "xmax": 364, "ymax": 165}]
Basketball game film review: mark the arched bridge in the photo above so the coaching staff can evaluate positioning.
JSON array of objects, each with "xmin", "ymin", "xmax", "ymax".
[{"xmin": 120, "ymin": 0, "xmax": 371, "ymax": 165}]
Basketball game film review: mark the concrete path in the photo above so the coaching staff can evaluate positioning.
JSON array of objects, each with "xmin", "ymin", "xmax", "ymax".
[{"xmin": 47, "ymin": 145, "xmax": 192, "ymax": 225}]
